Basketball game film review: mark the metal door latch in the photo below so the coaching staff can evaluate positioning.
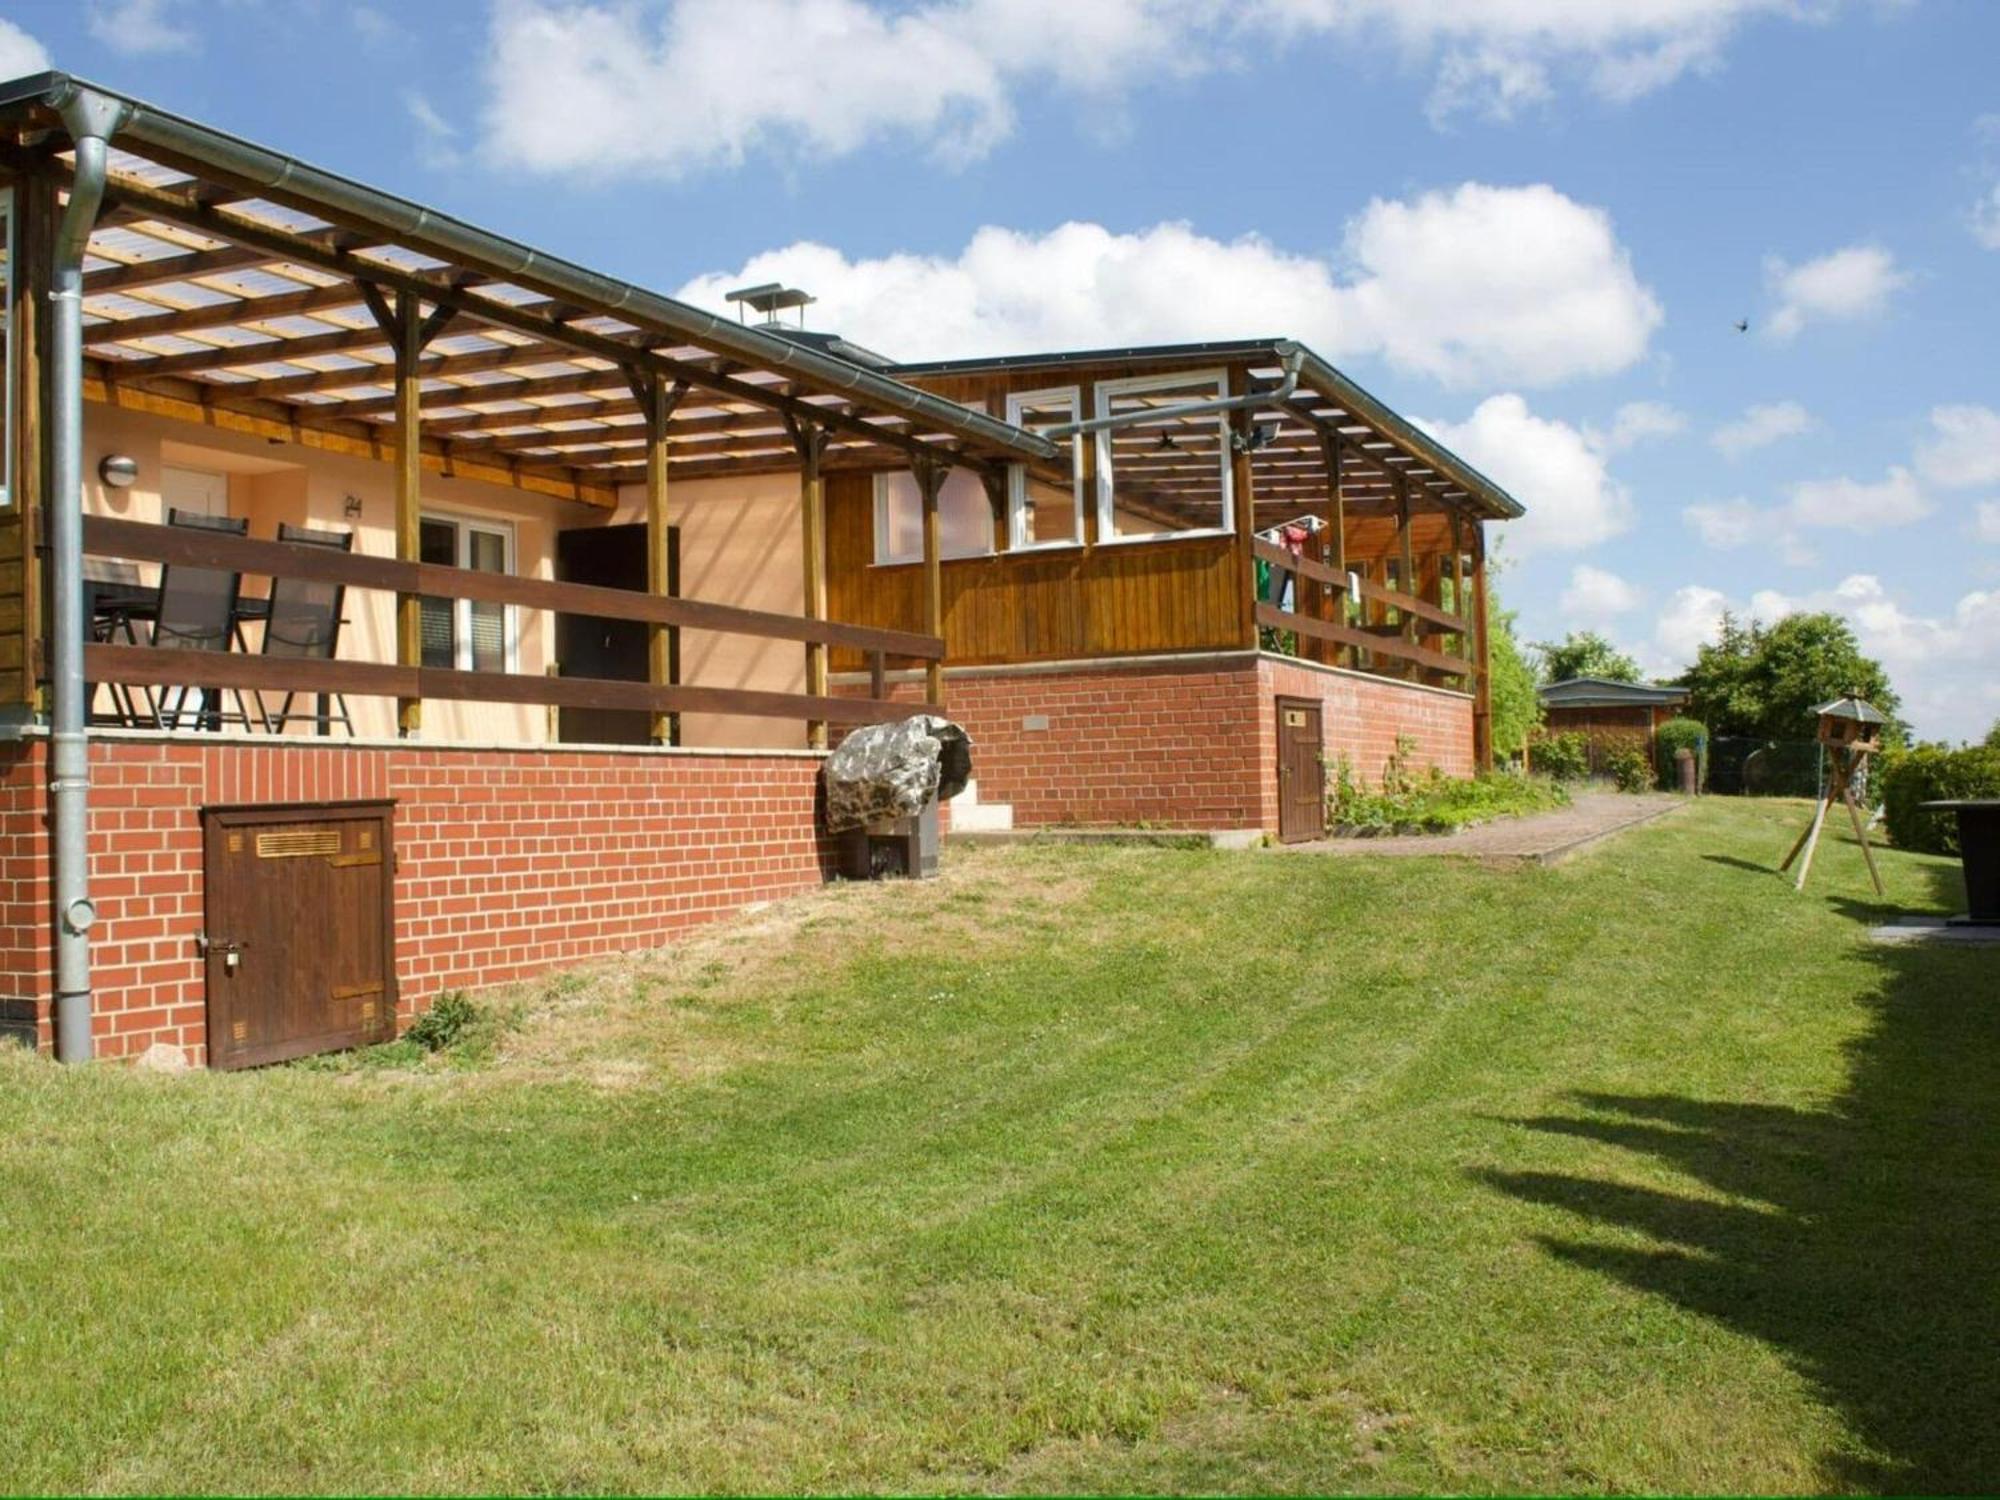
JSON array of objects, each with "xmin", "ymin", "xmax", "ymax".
[{"xmin": 195, "ymin": 933, "xmax": 249, "ymax": 972}]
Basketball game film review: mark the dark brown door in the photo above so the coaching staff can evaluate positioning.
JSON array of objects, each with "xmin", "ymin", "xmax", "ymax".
[
  {"xmin": 201, "ymin": 801, "xmax": 397, "ymax": 1069},
  {"xmin": 1276, "ymin": 697, "xmax": 1325, "ymax": 843},
  {"xmin": 555, "ymin": 522, "xmax": 678, "ymax": 745}
]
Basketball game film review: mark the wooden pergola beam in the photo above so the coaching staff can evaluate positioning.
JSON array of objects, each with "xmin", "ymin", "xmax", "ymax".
[
  {"xmin": 92, "ymin": 170, "xmax": 1009, "ymax": 481},
  {"xmin": 85, "ymin": 279, "xmax": 368, "ymax": 345}
]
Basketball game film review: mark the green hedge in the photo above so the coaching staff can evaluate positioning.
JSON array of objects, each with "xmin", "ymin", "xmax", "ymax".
[
  {"xmin": 1531, "ymin": 730, "xmax": 1591, "ymax": 783},
  {"xmin": 1880, "ymin": 746, "xmax": 2000, "ymax": 854},
  {"xmin": 1655, "ymin": 717, "xmax": 1708, "ymax": 789}
]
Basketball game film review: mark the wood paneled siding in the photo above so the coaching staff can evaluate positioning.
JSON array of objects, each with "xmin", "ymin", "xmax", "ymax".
[
  {"xmin": 0, "ymin": 172, "xmax": 48, "ymax": 714},
  {"xmin": 824, "ymin": 471, "xmax": 1248, "ymax": 671}
]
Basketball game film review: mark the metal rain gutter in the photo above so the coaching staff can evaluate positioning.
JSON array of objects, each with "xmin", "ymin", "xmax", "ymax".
[
  {"xmin": 1041, "ymin": 348, "xmax": 1306, "ymax": 441},
  {"xmin": 22, "ymin": 74, "xmax": 1056, "ymax": 466},
  {"xmin": 1292, "ymin": 350, "xmax": 1525, "ymax": 520},
  {"xmin": 45, "ymin": 80, "xmax": 127, "ymax": 1063}
]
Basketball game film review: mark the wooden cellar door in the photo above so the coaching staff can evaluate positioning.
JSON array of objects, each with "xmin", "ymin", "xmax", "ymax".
[
  {"xmin": 1276, "ymin": 697, "xmax": 1326, "ymax": 843},
  {"xmin": 201, "ymin": 801, "xmax": 397, "ymax": 1069}
]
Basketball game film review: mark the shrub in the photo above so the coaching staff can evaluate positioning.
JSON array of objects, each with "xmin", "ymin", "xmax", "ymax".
[
  {"xmin": 1530, "ymin": 730, "xmax": 1591, "ymax": 783},
  {"xmin": 406, "ymin": 991, "xmax": 479, "ymax": 1052},
  {"xmin": 1604, "ymin": 739, "xmax": 1654, "ymax": 794},
  {"xmin": 1880, "ymin": 746, "xmax": 2000, "ymax": 855},
  {"xmin": 1655, "ymin": 716, "xmax": 1708, "ymax": 790},
  {"xmin": 1328, "ymin": 757, "xmax": 1568, "ymax": 836}
]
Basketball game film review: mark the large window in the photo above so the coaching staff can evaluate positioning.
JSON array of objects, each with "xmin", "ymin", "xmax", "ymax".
[
  {"xmin": 1094, "ymin": 369, "xmax": 1233, "ymax": 543},
  {"xmin": 419, "ymin": 514, "xmax": 513, "ymax": 672},
  {"xmin": 873, "ymin": 467, "xmax": 994, "ymax": 565},
  {"xmin": 1005, "ymin": 387, "xmax": 1084, "ymax": 549},
  {"xmin": 1, "ymin": 186, "xmax": 13, "ymax": 509}
]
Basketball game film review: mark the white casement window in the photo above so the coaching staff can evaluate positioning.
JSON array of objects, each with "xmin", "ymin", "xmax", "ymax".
[
  {"xmin": 873, "ymin": 467, "xmax": 994, "ymax": 565},
  {"xmin": 418, "ymin": 513, "xmax": 515, "ymax": 672},
  {"xmin": 0, "ymin": 185, "xmax": 13, "ymax": 509},
  {"xmin": 1093, "ymin": 369, "xmax": 1234, "ymax": 544},
  {"xmin": 1005, "ymin": 386, "xmax": 1084, "ymax": 550}
]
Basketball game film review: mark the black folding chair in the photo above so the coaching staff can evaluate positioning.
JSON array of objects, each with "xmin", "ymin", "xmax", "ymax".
[
  {"xmin": 254, "ymin": 522, "xmax": 355, "ymax": 736},
  {"xmin": 148, "ymin": 508, "xmax": 248, "ymax": 730}
]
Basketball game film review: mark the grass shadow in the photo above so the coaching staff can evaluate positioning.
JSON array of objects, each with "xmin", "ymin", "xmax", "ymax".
[{"xmin": 1475, "ymin": 856, "xmax": 1999, "ymax": 1491}]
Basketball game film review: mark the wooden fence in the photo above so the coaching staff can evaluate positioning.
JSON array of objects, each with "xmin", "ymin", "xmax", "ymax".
[
  {"xmin": 77, "ymin": 516, "xmax": 940, "ymax": 731},
  {"xmin": 1251, "ymin": 537, "xmax": 1476, "ymax": 688}
]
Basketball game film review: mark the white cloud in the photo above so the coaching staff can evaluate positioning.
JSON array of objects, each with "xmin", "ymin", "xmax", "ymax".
[
  {"xmin": 1750, "ymin": 575, "xmax": 2000, "ymax": 742},
  {"xmin": 1587, "ymin": 399, "xmax": 1685, "ymax": 454},
  {"xmin": 1560, "ymin": 564, "xmax": 1643, "ymax": 620},
  {"xmin": 1683, "ymin": 499, "xmax": 1761, "ymax": 551},
  {"xmin": 1783, "ymin": 466, "xmax": 1930, "ymax": 532},
  {"xmin": 87, "ymin": 0, "xmax": 195, "ymax": 55},
  {"xmin": 479, "ymin": 0, "xmax": 1843, "ymax": 177},
  {"xmin": 405, "ymin": 92, "xmax": 462, "ymax": 170},
  {"xmin": 1415, "ymin": 394, "xmax": 1633, "ymax": 556},
  {"xmin": 1915, "ymin": 404, "xmax": 2000, "ymax": 490},
  {"xmin": 677, "ymin": 186, "xmax": 1661, "ymax": 389},
  {"xmin": 1711, "ymin": 399, "xmax": 1812, "ymax": 457},
  {"xmin": 1653, "ymin": 583, "xmax": 1731, "ymax": 667},
  {"xmin": 1683, "ymin": 465, "xmax": 1928, "ymax": 564},
  {"xmin": 1973, "ymin": 182, "xmax": 2000, "ymax": 251},
  {"xmin": 1763, "ymin": 244, "xmax": 1909, "ymax": 340},
  {"xmin": 0, "ymin": 18, "xmax": 51, "ymax": 76}
]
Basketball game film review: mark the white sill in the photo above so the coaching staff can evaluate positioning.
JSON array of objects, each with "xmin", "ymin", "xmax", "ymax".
[{"xmin": 1092, "ymin": 527, "xmax": 1234, "ymax": 547}]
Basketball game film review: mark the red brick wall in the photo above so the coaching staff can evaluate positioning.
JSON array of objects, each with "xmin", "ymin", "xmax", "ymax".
[
  {"xmin": 849, "ymin": 652, "xmax": 1476, "ymax": 833},
  {"xmin": 0, "ymin": 736, "xmax": 831, "ymax": 1063},
  {"xmin": 1257, "ymin": 656, "xmax": 1476, "ymax": 829}
]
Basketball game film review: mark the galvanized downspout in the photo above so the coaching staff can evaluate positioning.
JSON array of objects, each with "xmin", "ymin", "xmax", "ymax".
[{"xmin": 48, "ymin": 85, "xmax": 122, "ymax": 1062}]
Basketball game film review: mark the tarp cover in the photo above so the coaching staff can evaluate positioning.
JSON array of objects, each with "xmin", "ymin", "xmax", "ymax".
[{"xmin": 823, "ymin": 715, "xmax": 972, "ymax": 834}]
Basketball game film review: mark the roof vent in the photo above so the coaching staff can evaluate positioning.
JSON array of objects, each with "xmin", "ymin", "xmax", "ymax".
[{"xmin": 725, "ymin": 282, "xmax": 815, "ymax": 329}]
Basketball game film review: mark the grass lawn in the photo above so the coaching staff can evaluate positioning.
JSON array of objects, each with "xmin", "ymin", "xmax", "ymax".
[{"xmin": 1, "ymin": 798, "xmax": 1994, "ymax": 1494}]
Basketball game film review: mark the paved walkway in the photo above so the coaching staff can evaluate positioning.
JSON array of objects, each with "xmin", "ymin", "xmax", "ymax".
[{"xmin": 1278, "ymin": 791, "xmax": 1687, "ymax": 865}]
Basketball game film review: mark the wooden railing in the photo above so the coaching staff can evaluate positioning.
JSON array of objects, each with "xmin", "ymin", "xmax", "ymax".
[
  {"xmin": 78, "ymin": 516, "xmax": 940, "ymax": 730},
  {"xmin": 1252, "ymin": 537, "xmax": 1476, "ymax": 686}
]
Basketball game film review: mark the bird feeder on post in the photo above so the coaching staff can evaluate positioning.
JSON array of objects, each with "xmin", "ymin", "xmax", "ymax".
[{"xmin": 1779, "ymin": 695, "xmax": 1887, "ymax": 896}]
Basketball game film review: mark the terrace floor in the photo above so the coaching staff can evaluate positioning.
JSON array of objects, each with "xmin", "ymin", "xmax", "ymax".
[{"xmin": 0, "ymin": 799, "xmax": 1992, "ymax": 1494}]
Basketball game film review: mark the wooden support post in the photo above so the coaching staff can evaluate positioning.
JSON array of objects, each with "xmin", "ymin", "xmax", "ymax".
[
  {"xmin": 361, "ymin": 284, "xmax": 457, "ymax": 737},
  {"xmin": 1231, "ymin": 389, "xmax": 1259, "ymax": 650},
  {"xmin": 1447, "ymin": 509, "xmax": 1467, "ymax": 681},
  {"xmin": 1471, "ymin": 520, "xmax": 1493, "ymax": 771},
  {"xmin": 788, "ymin": 418, "xmax": 831, "ymax": 747},
  {"xmin": 632, "ymin": 372, "xmax": 687, "ymax": 745},
  {"xmin": 1395, "ymin": 475, "xmax": 1416, "ymax": 679},
  {"xmin": 1322, "ymin": 433, "xmax": 1347, "ymax": 669},
  {"xmin": 389, "ymin": 289, "xmax": 424, "ymax": 736},
  {"xmin": 917, "ymin": 459, "xmax": 946, "ymax": 709}
]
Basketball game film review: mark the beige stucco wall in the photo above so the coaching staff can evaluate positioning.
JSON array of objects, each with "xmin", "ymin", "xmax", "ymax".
[
  {"xmin": 80, "ymin": 402, "xmax": 811, "ymax": 749},
  {"xmin": 608, "ymin": 472, "xmax": 805, "ymax": 751}
]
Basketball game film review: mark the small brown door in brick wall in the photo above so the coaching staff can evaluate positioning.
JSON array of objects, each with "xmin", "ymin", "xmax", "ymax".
[
  {"xmin": 1276, "ymin": 697, "xmax": 1325, "ymax": 843},
  {"xmin": 200, "ymin": 801, "xmax": 397, "ymax": 1069}
]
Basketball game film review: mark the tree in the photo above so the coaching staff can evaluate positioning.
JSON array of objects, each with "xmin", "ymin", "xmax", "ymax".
[
  {"xmin": 1985, "ymin": 720, "xmax": 2000, "ymax": 750},
  {"xmin": 1533, "ymin": 630, "xmax": 1642, "ymax": 684},
  {"xmin": 1486, "ymin": 587, "xmax": 1541, "ymax": 761},
  {"xmin": 1678, "ymin": 611, "xmax": 1901, "ymax": 741}
]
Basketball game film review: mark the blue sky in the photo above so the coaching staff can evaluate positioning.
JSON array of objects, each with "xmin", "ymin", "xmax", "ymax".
[{"xmin": 5, "ymin": 0, "xmax": 1997, "ymax": 739}]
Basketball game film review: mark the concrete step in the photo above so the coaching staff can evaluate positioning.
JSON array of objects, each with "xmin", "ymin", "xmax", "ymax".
[{"xmin": 947, "ymin": 777, "xmax": 1014, "ymax": 832}]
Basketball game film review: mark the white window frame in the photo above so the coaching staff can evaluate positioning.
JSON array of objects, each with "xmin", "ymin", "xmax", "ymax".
[
  {"xmin": 1093, "ymin": 367, "xmax": 1234, "ymax": 545},
  {"xmin": 420, "ymin": 510, "xmax": 518, "ymax": 673},
  {"xmin": 871, "ymin": 469, "xmax": 995, "ymax": 566},
  {"xmin": 0, "ymin": 185, "xmax": 14, "ymax": 510},
  {"xmin": 1005, "ymin": 385, "xmax": 1085, "ymax": 551}
]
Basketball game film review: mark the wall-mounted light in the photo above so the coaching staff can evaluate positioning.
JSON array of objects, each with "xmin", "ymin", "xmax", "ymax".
[
  {"xmin": 343, "ymin": 494, "xmax": 364, "ymax": 519},
  {"xmin": 98, "ymin": 454, "xmax": 139, "ymax": 489}
]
